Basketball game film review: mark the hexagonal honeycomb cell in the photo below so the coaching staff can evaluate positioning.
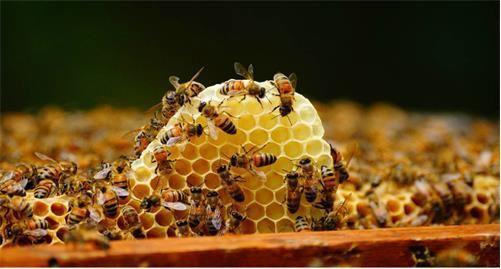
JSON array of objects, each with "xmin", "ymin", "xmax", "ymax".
[{"xmin": 131, "ymin": 80, "xmax": 333, "ymax": 236}]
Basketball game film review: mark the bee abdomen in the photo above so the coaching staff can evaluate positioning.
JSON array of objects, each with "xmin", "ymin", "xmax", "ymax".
[
  {"xmin": 295, "ymin": 216, "xmax": 311, "ymax": 232},
  {"xmin": 218, "ymin": 118, "xmax": 237, "ymax": 134},
  {"xmin": 304, "ymin": 188, "xmax": 317, "ymax": 203},
  {"xmin": 334, "ymin": 163, "xmax": 349, "ymax": 183},
  {"xmin": 253, "ymin": 153, "xmax": 277, "ymax": 167}
]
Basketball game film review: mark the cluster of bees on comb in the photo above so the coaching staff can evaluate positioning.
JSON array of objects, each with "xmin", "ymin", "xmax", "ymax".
[{"xmin": 0, "ymin": 62, "xmax": 498, "ymax": 251}]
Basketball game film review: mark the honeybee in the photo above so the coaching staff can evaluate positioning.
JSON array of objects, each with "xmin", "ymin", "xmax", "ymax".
[
  {"xmin": 445, "ymin": 177, "xmax": 472, "ymax": 209},
  {"xmin": 169, "ymin": 67, "xmax": 205, "ymax": 106},
  {"xmin": 151, "ymin": 146, "xmax": 176, "ymax": 176},
  {"xmin": 141, "ymin": 191, "xmax": 187, "ymax": 212},
  {"xmin": 224, "ymin": 208, "xmax": 247, "ymax": 234},
  {"xmin": 367, "ymin": 193, "xmax": 388, "ymax": 228},
  {"xmin": 283, "ymin": 170, "xmax": 303, "ymax": 214},
  {"xmin": 35, "ymin": 152, "xmax": 78, "ymax": 184},
  {"xmin": 147, "ymin": 91, "xmax": 180, "ymax": 124},
  {"xmin": 413, "ymin": 179, "xmax": 448, "ymax": 224},
  {"xmin": 206, "ymin": 190, "xmax": 223, "ymax": 211},
  {"xmin": 67, "ymin": 194, "xmax": 103, "ymax": 226},
  {"xmin": 8, "ymin": 218, "xmax": 49, "ymax": 240},
  {"xmin": 314, "ymin": 179, "xmax": 335, "ymax": 212},
  {"xmin": 323, "ymin": 196, "xmax": 350, "ymax": 231},
  {"xmin": 159, "ymin": 117, "xmax": 205, "ymax": 147},
  {"xmin": 198, "ymin": 101, "xmax": 237, "ymax": 140},
  {"xmin": 188, "ymin": 200, "xmax": 206, "ymax": 233},
  {"xmin": 124, "ymin": 115, "xmax": 164, "ymax": 158},
  {"xmin": 217, "ymin": 165, "xmax": 245, "ymax": 203},
  {"xmin": 9, "ymin": 196, "xmax": 33, "ymax": 220},
  {"xmin": 0, "ymin": 163, "xmax": 37, "ymax": 189},
  {"xmin": 229, "ymin": 144, "xmax": 277, "ymax": 181},
  {"xmin": 329, "ymin": 142, "xmax": 357, "ymax": 184},
  {"xmin": 160, "ymin": 188, "xmax": 189, "ymax": 211},
  {"xmin": 205, "ymin": 205, "xmax": 223, "ymax": 236},
  {"xmin": 220, "ymin": 62, "xmax": 268, "ymax": 107},
  {"xmin": 34, "ymin": 179, "xmax": 57, "ymax": 199},
  {"xmin": 297, "ymin": 158, "xmax": 319, "ymax": 203},
  {"xmin": 271, "ymin": 72, "xmax": 297, "ymax": 124},
  {"xmin": 431, "ymin": 180, "xmax": 454, "ymax": 222},
  {"xmin": 294, "ymin": 216, "xmax": 311, "ymax": 232},
  {"xmin": 0, "ymin": 175, "xmax": 28, "ymax": 196},
  {"xmin": 64, "ymin": 222, "xmax": 110, "ymax": 250},
  {"xmin": 96, "ymin": 186, "xmax": 124, "ymax": 218},
  {"xmin": 121, "ymin": 205, "xmax": 145, "ymax": 239},
  {"xmin": 176, "ymin": 219, "xmax": 195, "ymax": 237},
  {"xmin": 189, "ymin": 185, "xmax": 204, "ymax": 206}
]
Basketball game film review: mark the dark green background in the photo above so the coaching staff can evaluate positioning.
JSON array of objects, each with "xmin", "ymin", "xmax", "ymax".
[{"xmin": 2, "ymin": 2, "xmax": 499, "ymax": 117}]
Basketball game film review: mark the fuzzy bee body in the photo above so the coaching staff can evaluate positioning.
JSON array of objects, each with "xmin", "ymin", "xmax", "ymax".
[
  {"xmin": 152, "ymin": 147, "xmax": 175, "ymax": 176},
  {"xmin": 198, "ymin": 101, "xmax": 237, "ymax": 137},
  {"xmin": 101, "ymin": 189, "xmax": 119, "ymax": 218},
  {"xmin": 34, "ymin": 179, "xmax": 56, "ymax": 199},
  {"xmin": 217, "ymin": 165, "xmax": 245, "ymax": 202},
  {"xmin": 294, "ymin": 216, "xmax": 311, "ymax": 232},
  {"xmin": 11, "ymin": 197, "xmax": 33, "ymax": 220},
  {"xmin": 205, "ymin": 206, "xmax": 223, "ymax": 236}
]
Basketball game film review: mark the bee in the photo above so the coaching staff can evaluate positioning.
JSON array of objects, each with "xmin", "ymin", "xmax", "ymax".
[
  {"xmin": 314, "ymin": 179, "xmax": 335, "ymax": 212},
  {"xmin": 8, "ymin": 218, "xmax": 49, "ymax": 240},
  {"xmin": 413, "ymin": 179, "xmax": 448, "ymax": 224},
  {"xmin": 431, "ymin": 181, "xmax": 454, "ymax": 222},
  {"xmin": 121, "ymin": 206, "xmax": 145, "ymax": 239},
  {"xmin": 189, "ymin": 185, "xmax": 204, "ymax": 206},
  {"xmin": 323, "ymin": 196, "xmax": 350, "ymax": 231},
  {"xmin": 64, "ymin": 222, "xmax": 110, "ymax": 250},
  {"xmin": 320, "ymin": 165, "xmax": 338, "ymax": 193},
  {"xmin": 294, "ymin": 216, "xmax": 311, "ymax": 232},
  {"xmin": 34, "ymin": 152, "xmax": 78, "ymax": 184},
  {"xmin": 367, "ymin": 193, "xmax": 388, "ymax": 228},
  {"xmin": 169, "ymin": 67, "xmax": 205, "ymax": 106},
  {"xmin": 409, "ymin": 245, "xmax": 434, "ymax": 267},
  {"xmin": 34, "ymin": 179, "xmax": 57, "ymax": 199},
  {"xmin": 147, "ymin": 91, "xmax": 181, "ymax": 124},
  {"xmin": 198, "ymin": 101, "xmax": 237, "ymax": 140},
  {"xmin": 329, "ymin": 142, "xmax": 357, "ymax": 184},
  {"xmin": 96, "ymin": 186, "xmax": 122, "ymax": 218},
  {"xmin": 0, "ymin": 175, "xmax": 28, "ymax": 196},
  {"xmin": 229, "ymin": 144, "xmax": 277, "ymax": 181},
  {"xmin": 67, "ymin": 194, "xmax": 102, "ymax": 226},
  {"xmin": 284, "ymin": 170, "xmax": 300, "ymax": 191},
  {"xmin": 176, "ymin": 219, "xmax": 195, "ymax": 237},
  {"xmin": 445, "ymin": 177, "xmax": 472, "ymax": 209},
  {"xmin": 224, "ymin": 208, "xmax": 247, "ymax": 234},
  {"xmin": 205, "ymin": 205, "xmax": 223, "ymax": 236},
  {"xmin": 0, "ymin": 163, "xmax": 37, "ymax": 189},
  {"xmin": 220, "ymin": 62, "xmax": 268, "ymax": 107},
  {"xmin": 297, "ymin": 158, "xmax": 319, "ymax": 203},
  {"xmin": 271, "ymin": 72, "xmax": 297, "ymax": 124},
  {"xmin": 286, "ymin": 183, "xmax": 303, "ymax": 214},
  {"xmin": 217, "ymin": 165, "xmax": 245, "ymax": 203},
  {"xmin": 124, "ymin": 115, "xmax": 164, "ymax": 158},
  {"xmin": 151, "ymin": 146, "xmax": 176, "ymax": 176},
  {"xmin": 206, "ymin": 190, "xmax": 223, "ymax": 211},
  {"xmin": 160, "ymin": 188, "xmax": 189, "ymax": 211},
  {"xmin": 188, "ymin": 200, "xmax": 206, "ymax": 233},
  {"xmin": 10, "ymin": 196, "xmax": 33, "ymax": 220},
  {"xmin": 159, "ymin": 116, "xmax": 205, "ymax": 147},
  {"xmin": 140, "ymin": 194, "xmax": 162, "ymax": 212}
]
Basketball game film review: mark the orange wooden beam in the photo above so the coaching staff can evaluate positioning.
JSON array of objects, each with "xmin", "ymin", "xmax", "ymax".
[{"xmin": 0, "ymin": 224, "xmax": 499, "ymax": 267}]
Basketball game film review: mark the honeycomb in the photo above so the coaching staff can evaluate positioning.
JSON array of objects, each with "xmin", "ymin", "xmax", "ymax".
[{"xmin": 130, "ymin": 80, "xmax": 336, "ymax": 235}]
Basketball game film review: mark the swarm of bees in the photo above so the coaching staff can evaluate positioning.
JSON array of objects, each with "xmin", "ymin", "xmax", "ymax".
[{"xmin": 0, "ymin": 62, "xmax": 498, "ymax": 251}]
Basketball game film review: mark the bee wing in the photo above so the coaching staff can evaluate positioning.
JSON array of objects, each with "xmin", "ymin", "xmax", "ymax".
[
  {"xmin": 93, "ymin": 167, "xmax": 112, "ymax": 180},
  {"xmin": 251, "ymin": 169, "xmax": 267, "ymax": 182},
  {"xmin": 212, "ymin": 216, "xmax": 222, "ymax": 230},
  {"xmin": 234, "ymin": 62, "xmax": 249, "ymax": 79},
  {"xmin": 18, "ymin": 178, "xmax": 28, "ymax": 188},
  {"xmin": 185, "ymin": 66, "xmax": 205, "ymax": 90},
  {"xmin": 0, "ymin": 171, "xmax": 14, "ymax": 184},
  {"xmin": 248, "ymin": 64, "xmax": 254, "ymax": 79},
  {"xmin": 289, "ymin": 73, "xmax": 298, "ymax": 89},
  {"xmin": 206, "ymin": 120, "xmax": 218, "ymax": 140},
  {"xmin": 112, "ymin": 186, "xmax": 129, "ymax": 197},
  {"xmin": 24, "ymin": 229, "xmax": 48, "ymax": 237},
  {"xmin": 88, "ymin": 206, "xmax": 104, "ymax": 223},
  {"xmin": 166, "ymin": 136, "xmax": 183, "ymax": 146},
  {"xmin": 162, "ymin": 201, "xmax": 187, "ymax": 211},
  {"xmin": 35, "ymin": 152, "xmax": 57, "ymax": 164},
  {"xmin": 121, "ymin": 128, "xmax": 143, "ymax": 138},
  {"xmin": 169, "ymin": 76, "xmax": 181, "ymax": 90},
  {"xmin": 146, "ymin": 102, "xmax": 163, "ymax": 115},
  {"xmin": 97, "ymin": 191, "xmax": 106, "ymax": 205}
]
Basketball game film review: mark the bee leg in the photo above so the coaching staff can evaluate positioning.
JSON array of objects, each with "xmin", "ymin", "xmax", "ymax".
[
  {"xmin": 254, "ymin": 96, "xmax": 264, "ymax": 108},
  {"xmin": 239, "ymin": 95, "xmax": 247, "ymax": 103},
  {"xmin": 221, "ymin": 111, "xmax": 239, "ymax": 119}
]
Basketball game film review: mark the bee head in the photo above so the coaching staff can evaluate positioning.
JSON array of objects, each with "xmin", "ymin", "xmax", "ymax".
[
  {"xmin": 207, "ymin": 190, "xmax": 218, "ymax": 198},
  {"xmin": 279, "ymin": 105, "xmax": 292, "ymax": 117},
  {"xmin": 231, "ymin": 211, "xmax": 246, "ymax": 221},
  {"xmin": 198, "ymin": 101, "xmax": 207, "ymax": 113},
  {"xmin": 190, "ymin": 186, "xmax": 202, "ymax": 194},
  {"xmin": 140, "ymin": 198, "xmax": 151, "ymax": 209},
  {"xmin": 230, "ymin": 154, "xmax": 238, "ymax": 167},
  {"xmin": 299, "ymin": 158, "xmax": 311, "ymax": 166},
  {"xmin": 216, "ymin": 164, "xmax": 228, "ymax": 174},
  {"xmin": 176, "ymin": 219, "xmax": 188, "ymax": 227},
  {"xmin": 258, "ymin": 87, "xmax": 266, "ymax": 98},
  {"xmin": 196, "ymin": 124, "xmax": 204, "ymax": 137}
]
